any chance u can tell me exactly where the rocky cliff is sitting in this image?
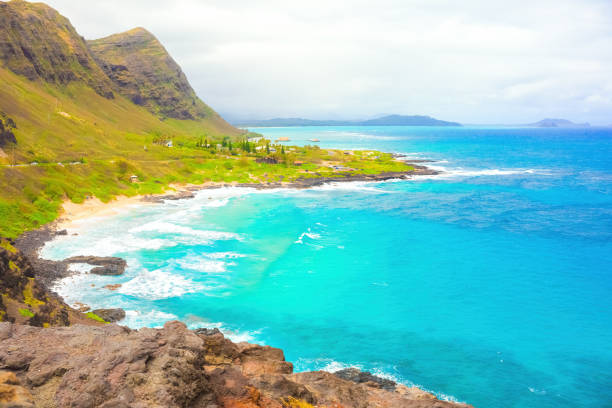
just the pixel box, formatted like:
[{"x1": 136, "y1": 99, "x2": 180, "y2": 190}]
[
  {"x1": 0, "y1": 321, "x2": 472, "y2": 408},
  {"x1": 0, "y1": 0, "x2": 114, "y2": 98},
  {"x1": 0, "y1": 239, "x2": 104, "y2": 327}
]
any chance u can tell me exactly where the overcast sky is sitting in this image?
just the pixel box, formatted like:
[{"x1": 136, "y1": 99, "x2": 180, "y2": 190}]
[{"x1": 45, "y1": 0, "x2": 612, "y2": 124}]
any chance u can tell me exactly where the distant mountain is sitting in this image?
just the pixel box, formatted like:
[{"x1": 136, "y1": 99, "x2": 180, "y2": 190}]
[
  {"x1": 527, "y1": 118, "x2": 590, "y2": 128},
  {"x1": 235, "y1": 115, "x2": 461, "y2": 127}
]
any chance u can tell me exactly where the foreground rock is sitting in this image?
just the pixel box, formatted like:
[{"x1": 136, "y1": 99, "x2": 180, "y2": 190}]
[
  {"x1": 91, "y1": 308, "x2": 126, "y2": 323},
  {"x1": 0, "y1": 321, "x2": 472, "y2": 408}
]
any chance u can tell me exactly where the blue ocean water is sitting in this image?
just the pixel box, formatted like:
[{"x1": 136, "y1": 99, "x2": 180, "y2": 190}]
[{"x1": 41, "y1": 126, "x2": 612, "y2": 408}]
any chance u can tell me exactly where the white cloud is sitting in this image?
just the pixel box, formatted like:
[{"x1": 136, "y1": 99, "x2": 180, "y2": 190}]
[{"x1": 44, "y1": 0, "x2": 612, "y2": 124}]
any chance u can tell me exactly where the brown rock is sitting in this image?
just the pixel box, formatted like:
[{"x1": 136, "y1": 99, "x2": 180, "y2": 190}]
[
  {"x1": 0, "y1": 321, "x2": 472, "y2": 408},
  {"x1": 0, "y1": 370, "x2": 35, "y2": 407},
  {"x1": 91, "y1": 308, "x2": 126, "y2": 323}
]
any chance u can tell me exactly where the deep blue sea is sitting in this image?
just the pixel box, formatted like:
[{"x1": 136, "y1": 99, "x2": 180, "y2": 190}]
[{"x1": 41, "y1": 126, "x2": 612, "y2": 408}]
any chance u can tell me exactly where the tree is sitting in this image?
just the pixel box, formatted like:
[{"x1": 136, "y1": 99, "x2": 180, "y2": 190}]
[{"x1": 266, "y1": 143, "x2": 270, "y2": 154}]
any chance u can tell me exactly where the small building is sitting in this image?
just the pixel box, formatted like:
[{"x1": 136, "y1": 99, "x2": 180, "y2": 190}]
[
  {"x1": 130, "y1": 175, "x2": 139, "y2": 183},
  {"x1": 294, "y1": 161, "x2": 304, "y2": 166},
  {"x1": 248, "y1": 136, "x2": 263, "y2": 143}
]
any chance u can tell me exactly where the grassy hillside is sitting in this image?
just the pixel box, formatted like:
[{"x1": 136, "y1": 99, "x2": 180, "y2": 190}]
[{"x1": 0, "y1": 1, "x2": 415, "y2": 239}]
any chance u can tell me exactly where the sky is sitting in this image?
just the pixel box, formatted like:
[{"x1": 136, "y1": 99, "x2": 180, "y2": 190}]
[{"x1": 44, "y1": 0, "x2": 612, "y2": 124}]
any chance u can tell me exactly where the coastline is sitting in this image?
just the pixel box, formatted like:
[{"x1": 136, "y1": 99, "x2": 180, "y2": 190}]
[
  {"x1": 16, "y1": 163, "x2": 438, "y2": 289},
  {"x1": 1, "y1": 163, "x2": 479, "y2": 407}
]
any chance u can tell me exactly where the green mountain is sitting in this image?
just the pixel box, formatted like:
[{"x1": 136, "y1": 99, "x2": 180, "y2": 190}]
[
  {"x1": 235, "y1": 114, "x2": 462, "y2": 127},
  {"x1": 88, "y1": 27, "x2": 229, "y2": 126},
  {"x1": 0, "y1": 1, "x2": 416, "y2": 238},
  {"x1": 0, "y1": 0, "x2": 245, "y2": 236}
]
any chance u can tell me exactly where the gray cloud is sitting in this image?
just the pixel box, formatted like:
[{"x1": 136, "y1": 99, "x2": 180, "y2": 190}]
[{"x1": 45, "y1": 0, "x2": 612, "y2": 124}]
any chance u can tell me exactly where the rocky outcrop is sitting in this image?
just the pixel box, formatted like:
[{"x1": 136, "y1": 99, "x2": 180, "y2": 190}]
[
  {"x1": 91, "y1": 308, "x2": 125, "y2": 323},
  {"x1": 0, "y1": 111, "x2": 17, "y2": 147},
  {"x1": 0, "y1": 321, "x2": 472, "y2": 408},
  {"x1": 334, "y1": 367, "x2": 397, "y2": 391},
  {"x1": 64, "y1": 255, "x2": 127, "y2": 276},
  {"x1": 0, "y1": 239, "x2": 103, "y2": 327},
  {"x1": 0, "y1": 0, "x2": 114, "y2": 98}
]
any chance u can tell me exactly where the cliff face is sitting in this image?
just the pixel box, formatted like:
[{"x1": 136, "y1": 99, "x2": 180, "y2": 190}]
[
  {"x1": 88, "y1": 28, "x2": 220, "y2": 121},
  {"x1": 0, "y1": 321, "x2": 472, "y2": 408},
  {"x1": 0, "y1": 239, "x2": 103, "y2": 327},
  {"x1": 0, "y1": 0, "x2": 114, "y2": 98}
]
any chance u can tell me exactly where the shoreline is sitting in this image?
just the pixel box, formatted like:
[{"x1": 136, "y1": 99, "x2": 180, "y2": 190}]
[
  {"x1": 16, "y1": 164, "x2": 438, "y2": 287},
  {"x1": 5, "y1": 164, "x2": 477, "y2": 406}
]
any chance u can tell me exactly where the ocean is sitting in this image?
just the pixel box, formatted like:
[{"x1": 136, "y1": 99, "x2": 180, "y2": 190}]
[{"x1": 41, "y1": 126, "x2": 612, "y2": 408}]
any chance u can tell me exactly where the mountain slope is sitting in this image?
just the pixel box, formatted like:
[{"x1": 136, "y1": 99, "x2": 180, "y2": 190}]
[
  {"x1": 0, "y1": 0, "x2": 114, "y2": 98},
  {"x1": 0, "y1": 0, "x2": 247, "y2": 237},
  {"x1": 88, "y1": 27, "x2": 231, "y2": 132}
]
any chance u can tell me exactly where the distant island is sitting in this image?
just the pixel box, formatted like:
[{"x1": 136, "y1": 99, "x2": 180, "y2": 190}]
[
  {"x1": 235, "y1": 114, "x2": 462, "y2": 127},
  {"x1": 527, "y1": 118, "x2": 590, "y2": 128}
]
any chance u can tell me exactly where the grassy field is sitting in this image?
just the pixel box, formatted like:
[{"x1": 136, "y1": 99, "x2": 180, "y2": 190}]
[{"x1": 0, "y1": 68, "x2": 412, "y2": 238}]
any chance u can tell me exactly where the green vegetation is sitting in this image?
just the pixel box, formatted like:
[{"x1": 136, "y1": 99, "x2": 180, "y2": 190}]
[
  {"x1": 0, "y1": 64, "x2": 412, "y2": 238},
  {"x1": 23, "y1": 280, "x2": 45, "y2": 307},
  {"x1": 85, "y1": 312, "x2": 107, "y2": 323},
  {"x1": 19, "y1": 308, "x2": 34, "y2": 318},
  {"x1": 0, "y1": 1, "x2": 416, "y2": 239}
]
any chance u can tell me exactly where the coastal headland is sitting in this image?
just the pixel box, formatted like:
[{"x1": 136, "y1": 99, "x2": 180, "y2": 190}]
[{"x1": 0, "y1": 1, "x2": 469, "y2": 406}]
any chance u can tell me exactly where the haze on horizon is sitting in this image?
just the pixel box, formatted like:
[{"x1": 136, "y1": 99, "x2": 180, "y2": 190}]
[{"x1": 43, "y1": 0, "x2": 612, "y2": 125}]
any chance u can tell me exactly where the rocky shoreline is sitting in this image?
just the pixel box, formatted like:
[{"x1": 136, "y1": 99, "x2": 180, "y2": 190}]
[
  {"x1": 16, "y1": 164, "x2": 439, "y2": 291},
  {"x1": 0, "y1": 165, "x2": 474, "y2": 408}
]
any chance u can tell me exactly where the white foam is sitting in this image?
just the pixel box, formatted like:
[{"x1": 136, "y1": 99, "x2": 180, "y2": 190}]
[
  {"x1": 184, "y1": 317, "x2": 263, "y2": 343},
  {"x1": 295, "y1": 228, "x2": 322, "y2": 244},
  {"x1": 130, "y1": 221, "x2": 241, "y2": 243},
  {"x1": 67, "y1": 263, "x2": 95, "y2": 273},
  {"x1": 413, "y1": 163, "x2": 552, "y2": 180},
  {"x1": 118, "y1": 269, "x2": 204, "y2": 300},
  {"x1": 175, "y1": 257, "x2": 228, "y2": 273},
  {"x1": 123, "y1": 309, "x2": 178, "y2": 328},
  {"x1": 205, "y1": 252, "x2": 246, "y2": 259},
  {"x1": 295, "y1": 358, "x2": 464, "y2": 403},
  {"x1": 310, "y1": 181, "x2": 387, "y2": 193}
]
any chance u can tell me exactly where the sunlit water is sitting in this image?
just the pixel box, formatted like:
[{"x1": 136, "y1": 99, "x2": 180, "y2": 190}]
[{"x1": 41, "y1": 126, "x2": 612, "y2": 408}]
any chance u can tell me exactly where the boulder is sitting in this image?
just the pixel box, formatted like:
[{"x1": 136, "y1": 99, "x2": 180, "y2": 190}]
[{"x1": 92, "y1": 308, "x2": 125, "y2": 322}]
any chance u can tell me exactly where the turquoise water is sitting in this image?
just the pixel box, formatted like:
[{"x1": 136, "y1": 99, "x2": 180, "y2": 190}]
[{"x1": 41, "y1": 126, "x2": 612, "y2": 408}]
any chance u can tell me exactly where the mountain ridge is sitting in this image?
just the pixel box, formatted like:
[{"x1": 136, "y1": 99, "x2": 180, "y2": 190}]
[
  {"x1": 526, "y1": 118, "x2": 590, "y2": 128},
  {"x1": 234, "y1": 114, "x2": 462, "y2": 127}
]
